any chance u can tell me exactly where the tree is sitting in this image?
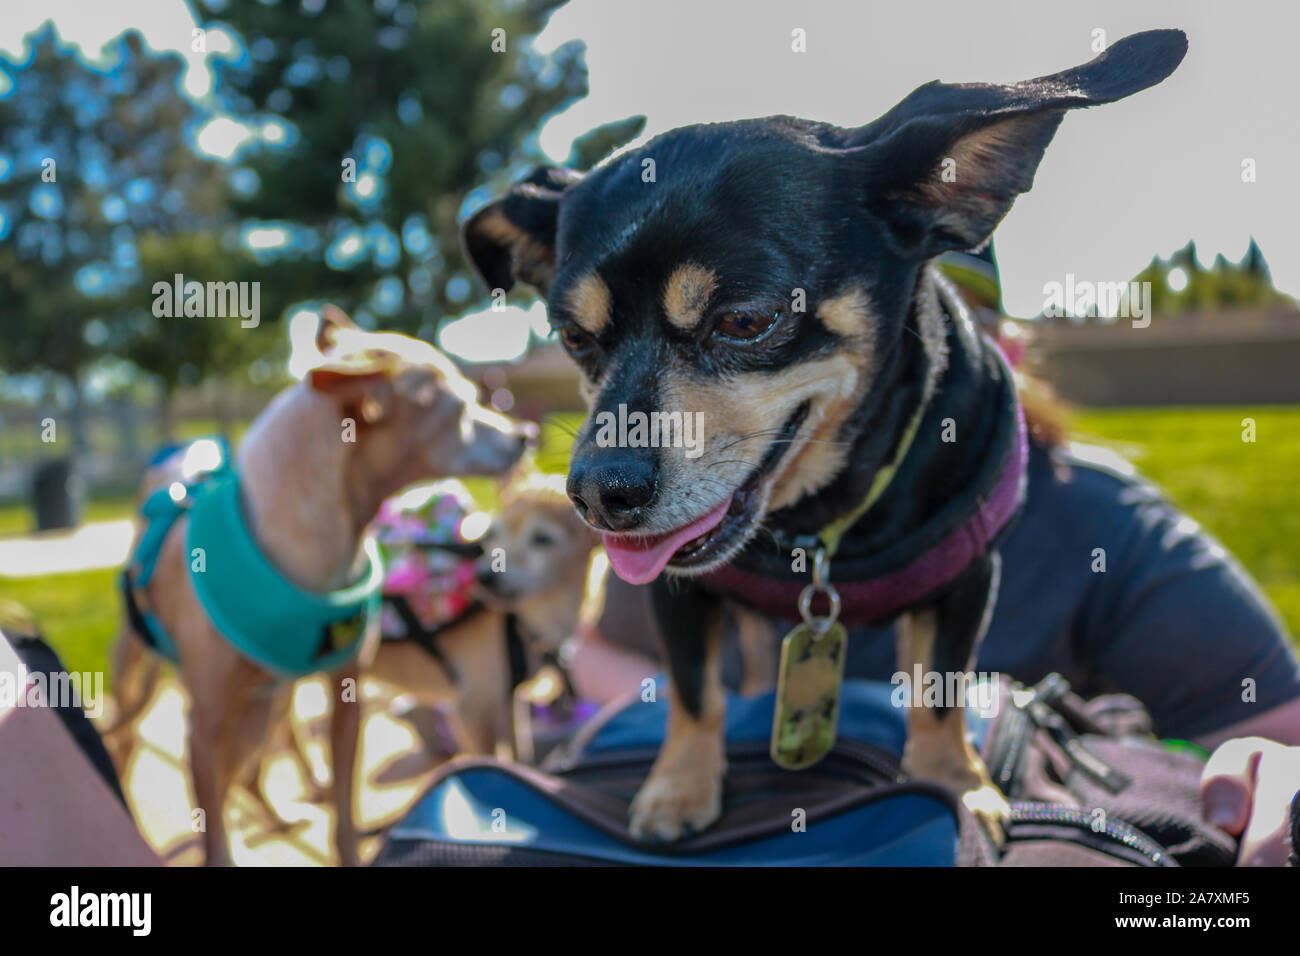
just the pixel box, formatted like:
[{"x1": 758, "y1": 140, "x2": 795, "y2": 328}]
[
  {"x1": 0, "y1": 27, "x2": 234, "y2": 445},
  {"x1": 1133, "y1": 239, "x2": 1294, "y2": 315},
  {"x1": 200, "y1": 0, "x2": 607, "y2": 338}
]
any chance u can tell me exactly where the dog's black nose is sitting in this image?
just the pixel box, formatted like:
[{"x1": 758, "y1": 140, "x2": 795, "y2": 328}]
[{"x1": 568, "y1": 456, "x2": 658, "y2": 532}]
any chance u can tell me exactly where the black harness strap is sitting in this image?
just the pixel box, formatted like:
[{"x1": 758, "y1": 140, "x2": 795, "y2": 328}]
[
  {"x1": 119, "y1": 569, "x2": 160, "y2": 654},
  {"x1": 504, "y1": 613, "x2": 529, "y2": 691},
  {"x1": 387, "y1": 601, "x2": 574, "y2": 700},
  {"x1": 384, "y1": 594, "x2": 476, "y2": 686}
]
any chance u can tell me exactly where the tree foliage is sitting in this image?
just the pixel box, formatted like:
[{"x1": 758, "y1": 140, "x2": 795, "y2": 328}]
[
  {"x1": 0, "y1": 1, "x2": 651, "y2": 407},
  {"x1": 0, "y1": 28, "x2": 232, "y2": 387},
  {"x1": 201, "y1": 0, "x2": 595, "y2": 337},
  {"x1": 1127, "y1": 239, "x2": 1294, "y2": 317}
]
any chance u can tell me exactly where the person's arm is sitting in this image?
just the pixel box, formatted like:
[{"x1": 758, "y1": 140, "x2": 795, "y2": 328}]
[
  {"x1": 0, "y1": 633, "x2": 161, "y2": 865},
  {"x1": 568, "y1": 620, "x2": 659, "y2": 704},
  {"x1": 1195, "y1": 696, "x2": 1300, "y2": 750}
]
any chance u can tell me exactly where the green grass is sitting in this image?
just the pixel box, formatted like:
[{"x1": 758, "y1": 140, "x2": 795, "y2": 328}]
[
  {"x1": 0, "y1": 489, "x2": 136, "y2": 681},
  {"x1": 0, "y1": 493, "x2": 136, "y2": 537},
  {"x1": 1071, "y1": 406, "x2": 1300, "y2": 641},
  {"x1": 0, "y1": 568, "x2": 120, "y2": 680},
  {"x1": 2, "y1": 406, "x2": 1294, "y2": 688},
  {"x1": 0, "y1": 417, "x2": 249, "y2": 536}
]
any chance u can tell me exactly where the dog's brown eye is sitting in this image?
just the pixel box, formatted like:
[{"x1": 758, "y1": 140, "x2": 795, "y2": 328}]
[
  {"x1": 559, "y1": 326, "x2": 593, "y2": 355},
  {"x1": 716, "y1": 310, "x2": 780, "y2": 342}
]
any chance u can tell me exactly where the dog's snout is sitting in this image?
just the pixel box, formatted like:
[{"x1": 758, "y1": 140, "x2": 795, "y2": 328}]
[
  {"x1": 460, "y1": 412, "x2": 531, "y2": 475},
  {"x1": 511, "y1": 421, "x2": 537, "y2": 458},
  {"x1": 568, "y1": 456, "x2": 658, "y2": 532}
]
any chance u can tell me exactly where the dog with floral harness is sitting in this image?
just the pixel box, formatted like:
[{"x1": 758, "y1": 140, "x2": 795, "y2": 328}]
[{"x1": 362, "y1": 473, "x2": 602, "y2": 764}]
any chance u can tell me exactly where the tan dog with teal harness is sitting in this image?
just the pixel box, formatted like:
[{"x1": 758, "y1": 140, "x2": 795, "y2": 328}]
[
  {"x1": 123, "y1": 436, "x2": 386, "y2": 677},
  {"x1": 106, "y1": 307, "x2": 529, "y2": 866}
]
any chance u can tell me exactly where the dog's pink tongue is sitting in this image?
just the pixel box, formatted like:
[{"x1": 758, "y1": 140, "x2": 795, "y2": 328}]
[{"x1": 602, "y1": 499, "x2": 731, "y2": 585}]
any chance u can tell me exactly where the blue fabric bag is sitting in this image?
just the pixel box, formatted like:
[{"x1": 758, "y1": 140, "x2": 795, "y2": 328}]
[
  {"x1": 374, "y1": 680, "x2": 987, "y2": 866},
  {"x1": 374, "y1": 671, "x2": 1241, "y2": 866}
]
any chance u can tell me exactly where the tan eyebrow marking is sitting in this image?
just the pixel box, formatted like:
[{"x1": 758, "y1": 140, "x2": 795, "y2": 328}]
[
  {"x1": 816, "y1": 285, "x2": 875, "y2": 339},
  {"x1": 662, "y1": 263, "x2": 718, "y2": 330},
  {"x1": 565, "y1": 272, "x2": 613, "y2": 336}
]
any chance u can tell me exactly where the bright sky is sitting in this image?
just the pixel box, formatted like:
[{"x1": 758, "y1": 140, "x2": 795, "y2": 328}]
[
  {"x1": 0, "y1": 0, "x2": 218, "y2": 96},
  {"x1": 535, "y1": 0, "x2": 1300, "y2": 314},
  {"x1": 3, "y1": 0, "x2": 1297, "y2": 321}
]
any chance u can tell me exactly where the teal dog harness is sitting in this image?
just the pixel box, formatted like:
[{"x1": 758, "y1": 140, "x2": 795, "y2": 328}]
[{"x1": 121, "y1": 438, "x2": 383, "y2": 677}]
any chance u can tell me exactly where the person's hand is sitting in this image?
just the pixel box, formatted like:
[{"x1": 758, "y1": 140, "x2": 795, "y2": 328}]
[{"x1": 1201, "y1": 736, "x2": 1300, "y2": 866}]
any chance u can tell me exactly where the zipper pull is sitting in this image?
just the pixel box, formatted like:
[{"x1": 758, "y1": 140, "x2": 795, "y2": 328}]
[{"x1": 1025, "y1": 698, "x2": 1131, "y2": 793}]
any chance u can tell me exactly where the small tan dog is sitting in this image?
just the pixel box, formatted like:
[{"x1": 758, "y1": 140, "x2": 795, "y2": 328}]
[
  {"x1": 475, "y1": 471, "x2": 604, "y2": 664},
  {"x1": 361, "y1": 470, "x2": 601, "y2": 760},
  {"x1": 105, "y1": 307, "x2": 529, "y2": 866}
]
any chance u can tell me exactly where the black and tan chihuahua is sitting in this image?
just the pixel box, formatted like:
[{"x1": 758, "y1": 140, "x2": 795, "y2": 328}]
[{"x1": 463, "y1": 31, "x2": 1187, "y2": 842}]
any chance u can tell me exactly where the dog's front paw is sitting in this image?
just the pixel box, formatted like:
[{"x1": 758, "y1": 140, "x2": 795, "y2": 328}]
[
  {"x1": 629, "y1": 763, "x2": 724, "y2": 842},
  {"x1": 961, "y1": 782, "x2": 1011, "y2": 848},
  {"x1": 903, "y1": 739, "x2": 1009, "y2": 847}
]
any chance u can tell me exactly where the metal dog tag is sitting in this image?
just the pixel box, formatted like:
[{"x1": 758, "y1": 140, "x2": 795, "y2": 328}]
[
  {"x1": 771, "y1": 619, "x2": 848, "y2": 770},
  {"x1": 771, "y1": 547, "x2": 847, "y2": 770}
]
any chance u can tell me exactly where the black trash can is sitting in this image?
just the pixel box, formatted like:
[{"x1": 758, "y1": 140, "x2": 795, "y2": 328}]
[{"x1": 31, "y1": 458, "x2": 83, "y2": 531}]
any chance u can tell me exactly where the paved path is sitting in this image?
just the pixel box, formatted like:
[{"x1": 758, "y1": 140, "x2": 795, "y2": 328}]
[
  {"x1": 104, "y1": 675, "x2": 441, "y2": 866},
  {"x1": 0, "y1": 519, "x2": 135, "y2": 577}
]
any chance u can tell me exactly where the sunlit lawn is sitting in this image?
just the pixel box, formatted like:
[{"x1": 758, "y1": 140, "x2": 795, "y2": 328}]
[
  {"x1": 1071, "y1": 406, "x2": 1299, "y2": 645},
  {"x1": 0, "y1": 568, "x2": 121, "y2": 682},
  {"x1": 0, "y1": 493, "x2": 136, "y2": 538},
  {"x1": 1, "y1": 405, "x2": 1295, "y2": 688}
]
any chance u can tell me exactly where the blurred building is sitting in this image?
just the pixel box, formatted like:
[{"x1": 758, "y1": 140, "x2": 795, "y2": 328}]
[{"x1": 1033, "y1": 308, "x2": 1300, "y2": 406}]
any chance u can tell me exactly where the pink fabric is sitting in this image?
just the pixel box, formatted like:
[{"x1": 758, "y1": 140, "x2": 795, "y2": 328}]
[
  {"x1": 374, "y1": 481, "x2": 479, "y2": 632},
  {"x1": 997, "y1": 332, "x2": 1026, "y2": 370}
]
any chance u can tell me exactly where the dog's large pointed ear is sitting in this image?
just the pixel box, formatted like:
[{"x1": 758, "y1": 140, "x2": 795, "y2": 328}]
[
  {"x1": 461, "y1": 165, "x2": 583, "y2": 296},
  {"x1": 307, "y1": 343, "x2": 401, "y2": 424},
  {"x1": 849, "y1": 29, "x2": 1187, "y2": 258},
  {"x1": 316, "y1": 304, "x2": 360, "y2": 353}
]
